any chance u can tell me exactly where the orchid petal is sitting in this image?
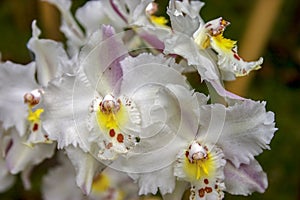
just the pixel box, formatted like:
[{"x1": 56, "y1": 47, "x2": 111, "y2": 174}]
[
  {"x1": 79, "y1": 25, "x2": 127, "y2": 96},
  {"x1": 42, "y1": 74, "x2": 93, "y2": 150},
  {"x1": 20, "y1": 165, "x2": 33, "y2": 190},
  {"x1": 0, "y1": 157, "x2": 15, "y2": 192},
  {"x1": 129, "y1": 165, "x2": 175, "y2": 195},
  {"x1": 130, "y1": 0, "x2": 153, "y2": 26},
  {"x1": 199, "y1": 100, "x2": 277, "y2": 167},
  {"x1": 42, "y1": 152, "x2": 84, "y2": 200},
  {"x1": 65, "y1": 146, "x2": 106, "y2": 195},
  {"x1": 162, "y1": 181, "x2": 189, "y2": 200},
  {"x1": 224, "y1": 159, "x2": 268, "y2": 195},
  {"x1": 0, "y1": 61, "x2": 38, "y2": 136},
  {"x1": 210, "y1": 35, "x2": 263, "y2": 78},
  {"x1": 164, "y1": 34, "x2": 220, "y2": 81},
  {"x1": 5, "y1": 128, "x2": 55, "y2": 174},
  {"x1": 110, "y1": 85, "x2": 199, "y2": 174},
  {"x1": 120, "y1": 53, "x2": 190, "y2": 96},
  {"x1": 27, "y1": 20, "x2": 71, "y2": 86},
  {"x1": 167, "y1": 0, "x2": 204, "y2": 35},
  {"x1": 75, "y1": 1, "x2": 109, "y2": 37}
]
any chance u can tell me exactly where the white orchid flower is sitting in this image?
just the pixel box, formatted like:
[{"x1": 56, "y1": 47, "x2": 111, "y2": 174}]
[
  {"x1": 193, "y1": 17, "x2": 263, "y2": 78},
  {"x1": 126, "y1": 90, "x2": 276, "y2": 199},
  {"x1": 173, "y1": 100, "x2": 276, "y2": 199},
  {"x1": 165, "y1": 0, "x2": 263, "y2": 82},
  {"x1": 0, "y1": 20, "x2": 76, "y2": 186},
  {"x1": 41, "y1": 25, "x2": 190, "y2": 161}
]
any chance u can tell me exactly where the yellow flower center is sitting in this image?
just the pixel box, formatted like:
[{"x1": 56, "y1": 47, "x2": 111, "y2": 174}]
[
  {"x1": 92, "y1": 173, "x2": 125, "y2": 200},
  {"x1": 95, "y1": 95, "x2": 130, "y2": 145},
  {"x1": 26, "y1": 106, "x2": 44, "y2": 133},
  {"x1": 92, "y1": 174, "x2": 110, "y2": 193},
  {"x1": 27, "y1": 107, "x2": 44, "y2": 123},
  {"x1": 211, "y1": 33, "x2": 236, "y2": 53},
  {"x1": 150, "y1": 15, "x2": 169, "y2": 27},
  {"x1": 145, "y1": 2, "x2": 168, "y2": 27},
  {"x1": 97, "y1": 99, "x2": 127, "y2": 131},
  {"x1": 183, "y1": 142, "x2": 216, "y2": 181},
  {"x1": 184, "y1": 152, "x2": 215, "y2": 181}
]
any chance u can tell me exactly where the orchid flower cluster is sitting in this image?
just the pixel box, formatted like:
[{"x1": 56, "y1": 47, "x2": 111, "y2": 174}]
[{"x1": 0, "y1": 0, "x2": 277, "y2": 199}]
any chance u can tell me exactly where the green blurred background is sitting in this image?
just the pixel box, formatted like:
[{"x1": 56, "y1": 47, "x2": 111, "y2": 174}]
[{"x1": 0, "y1": 0, "x2": 299, "y2": 199}]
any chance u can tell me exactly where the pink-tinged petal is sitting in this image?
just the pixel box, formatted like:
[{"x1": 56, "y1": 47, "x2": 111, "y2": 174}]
[
  {"x1": 138, "y1": 30, "x2": 165, "y2": 51},
  {"x1": 224, "y1": 159, "x2": 268, "y2": 195},
  {"x1": 27, "y1": 21, "x2": 72, "y2": 86},
  {"x1": 96, "y1": 0, "x2": 127, "y2": 30},
  {"x1": 109, "y1": 0, "x2": 128, "y2": 23},
  {"x1": 42, "y1": 74, "x2": 93, "y2": 150},
  {"x1": 108, "y1": 0, "x2": 154, "y2": 27},
  {"x1": 0, "y1": 61, "x2": 38, "y2": 136},
  {"x1": 79, "y1": 25, "x2": 127, "y2": 96},
  {"x1": 207, "y1": 80, "x2": 245, "y2": 102},
  {"x1": 199, "y1": 100, "x2": 277, "y2": 167},
  {"x1": 65, "y1": 146, "x2": 106, "y2": 195},
  {"x1": 5, "y1": 128, "x2": 55, "y2": 174}
]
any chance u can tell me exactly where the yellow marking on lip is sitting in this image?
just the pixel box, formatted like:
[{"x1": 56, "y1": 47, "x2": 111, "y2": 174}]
[
  {"x1": 184, "y1": 153, "x2": 214, "y2": 181},
  {"x1": 97, "y1": 103, "x2": 127, "y2": 131},
  {"x1": 211, "y1": 34, "x2": 236, "y2": 53}
]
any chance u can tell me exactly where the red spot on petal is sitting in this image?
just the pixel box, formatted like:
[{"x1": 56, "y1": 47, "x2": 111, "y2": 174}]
[
  {"x1": 204, "y1": 179, "x2": 209, "y2": 185},
  {"x1": 204, "y1": 146, "x2": 209, "y2": 151},
  {"x1": 5, "y1": 139, "x2": 13, "y2": 156},
  {"x1": 205, "y1": 187, "x2": 212, "y2": 193},
  {"x1": 233, "y1": 53, "x2": 241, "y2": 61},
  {"x1": 185, "y1": 151, "x2": 189, "y2": 158},
  {"x1": 106, "y1": 142, "x2": 113, "y2": 149},
  {"x1": 44, "y1": 134, "x2": 49, "y2": 140},
  {"x1": 117, "y1": 133, "x2": 124, "y2": 143},
  {"x1": 32, "y1": 123, "x2": 39, "y2": 132},
  {"x1": 109, "y1": 129, "x2": 116, "y2": 137},
  {"x1": 198, "y1": 188, "x2": 205, "y2": 198},
  {"x1": 205, "y1": 23, "x2": 212, "y2": 28}
]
